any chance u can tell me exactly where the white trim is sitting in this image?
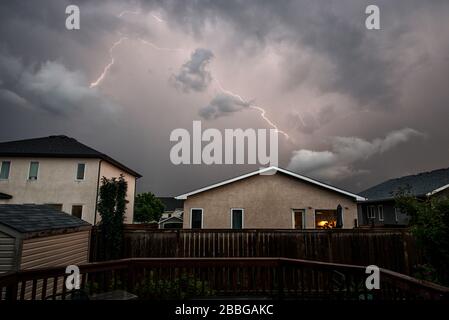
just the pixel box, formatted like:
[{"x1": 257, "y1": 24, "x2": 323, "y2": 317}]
[
  {"x1": 190, "y1": 208, "x2": 203, "y2": 229},
  {"x1": 378, "y1": 205, "x2": 384, "y2": 221},
  {"x1": 176, "y1": 166, "x2": 365, "y2": 201},
  {"x1": 230, "y1": 208, "x2": 244, "y2": 229},
  {"x1": 427, "y1": 184, "x2": 449, "y2": 196}
]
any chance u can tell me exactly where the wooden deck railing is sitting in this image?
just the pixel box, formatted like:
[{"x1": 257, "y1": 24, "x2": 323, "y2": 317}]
[{"x1": 1, "y1": 258, "x2": 448, "y2": 301}]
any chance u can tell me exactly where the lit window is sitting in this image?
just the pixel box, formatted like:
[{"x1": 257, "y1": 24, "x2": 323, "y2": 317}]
[
  {"x1": 231, "y1": 208, "x2": 244, "y2": 229},
  {"x1": 76, "y1": 163, "x2": 86, "y2": 180},
  {"x1": 28, "y1": 161, "x2": 39, "y2": 180},
  {"x1": 315, "y1": 210, "x2": 337, "y2": 229},
  {"x1": 191, "y1": 209, "x2": 203, "y2": 229},
  {"x1": 0, "y1": 161, "x2": 10, "y2": 179}
]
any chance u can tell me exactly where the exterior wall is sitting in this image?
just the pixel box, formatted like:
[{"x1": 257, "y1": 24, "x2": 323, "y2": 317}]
[
  {"x1": 20, "y1": 230, "x2": 90, "y2": 270},
  {"x1": 0, "y1": 230, "x2": 16, "y2": 274},
  {"x1": 359, "y1": 201, "x2": 410, "y2": 226},
  {"x1": 0, "y1": 157, "x2": 100, "y2": 224},
  {"x1": 98, "y1": 161, "x2": 136, "y2": 223},
  {"x1": 183, "y1": 173, "x2": 358, "y2": 229}
]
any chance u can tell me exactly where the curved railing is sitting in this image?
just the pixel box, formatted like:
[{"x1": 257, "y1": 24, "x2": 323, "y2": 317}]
[{"x1": 1, "y1": 258, "x2": 448, "y2": 300}]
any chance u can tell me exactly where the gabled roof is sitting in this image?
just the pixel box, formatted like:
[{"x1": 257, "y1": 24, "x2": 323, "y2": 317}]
[
  {"x1": 0, "y1": 204, "x2": 90, "y2": 234},
  {"x1": 360, "y1": 167, "x2": 449, "y2": 201},
  {"x1": 157, "y1": 197, "x2": 184, "y2": 212},
  {"x1": 175, "y1": 166, "x2": 365, "y2": 201},
  {"x1": 0, "y1": 135, "x2": 141, "y2": 177}
]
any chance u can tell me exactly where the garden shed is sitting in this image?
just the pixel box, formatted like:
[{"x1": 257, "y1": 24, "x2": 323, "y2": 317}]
[{"x1": 0, "y1": 204, "x2": 91, "y2": 274}]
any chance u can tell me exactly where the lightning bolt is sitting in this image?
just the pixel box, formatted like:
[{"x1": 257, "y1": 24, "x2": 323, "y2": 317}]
[
  {"x1": 214, "y1": 80, "x2": 290, "y2": 139},
  {"x1": 91, "y1": 10, "x2": 291, "y2": 140},
  {"x1": 90, "y1": 37, "x2": 128, "y2": 88}
]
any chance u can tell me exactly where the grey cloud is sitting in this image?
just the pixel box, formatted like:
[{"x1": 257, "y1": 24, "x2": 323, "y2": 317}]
[
  {"x1": 172, "y1": 48, "x2": 214, "y2": 92},
  {"x1": 199, "y1": 93, "x2": 250, "y2": 119},
  {"x1": 287, "y1": 128, "x2": 423, "y2": 180},
  {"x1": 0, "y1": 50, "x2": 116, "y2": 115}
]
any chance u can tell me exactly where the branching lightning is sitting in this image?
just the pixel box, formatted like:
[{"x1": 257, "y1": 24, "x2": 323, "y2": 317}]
[
  {"x1": 90, "y1": 9, "x2": 291, "y2": 140},
  {"x1": 90, "y1": 37, "x2": 128, "y2": 88},
  {"x1": 214, "y1": 80, "x2": 290, "y2": 139}
]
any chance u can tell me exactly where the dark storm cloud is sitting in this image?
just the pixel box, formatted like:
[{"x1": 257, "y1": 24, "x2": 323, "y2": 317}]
[
  {"x1": 199, "y1": 93, "x2": 250, "y2": 119},
  {"x1": 172, "y1": 48, "x2": 214, "y2": 92},
  {"x1": 0, "y1": 0, "x2": 448, "y2": 196}
]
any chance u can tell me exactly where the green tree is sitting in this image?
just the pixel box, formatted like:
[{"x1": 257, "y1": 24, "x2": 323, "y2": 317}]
[
  {"x1": 395, "y1": 190, "x2": 449, "y2": 285},
  {"x1": 134, "y1": 192, "x2": 165, "y2": 223},
  {"x1": 97, "y1": 175, "x2": 128, "y2": 260}
]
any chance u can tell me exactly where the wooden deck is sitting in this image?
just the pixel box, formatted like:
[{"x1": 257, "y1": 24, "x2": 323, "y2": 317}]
[{"x1": 1, "y1": 257, "x2": 447, "y2": 301}]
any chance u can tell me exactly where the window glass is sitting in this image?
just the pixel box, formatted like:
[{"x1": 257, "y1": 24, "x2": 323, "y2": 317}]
[
  {"x1": 232, "y1": 209, "x2": 243, "y2": 229},
  {"x1": 378, "y1": 205, "x2": 384, "y2": 221},
  {"x1": 315, "y1": 210, "x2": 337, "y2": 229},
  {"x1": 71, "y1": 205, "x2": 83, "y2": 219},
  {"x1": 28, "y1": 161, "x2": 39, "y2": 180},
  {"x1": 191, "y1": 209, "x2": 203, "y2": 229},
  {"x1": 0, "y1": 161, "x2": 10, "y2": 179},
  {"x1": 76, "y1": 163, "x2": 85, "y2": 180}
]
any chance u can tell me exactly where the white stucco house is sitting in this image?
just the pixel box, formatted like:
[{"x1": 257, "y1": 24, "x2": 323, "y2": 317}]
[{"x1": 0, "y1": 135, "x2": 141, "y2": 224}]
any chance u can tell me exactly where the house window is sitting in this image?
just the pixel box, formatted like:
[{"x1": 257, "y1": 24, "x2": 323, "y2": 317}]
[
  {"x1": 0, "y1": 161, "x2": 11, "y2": 179},
  {"x1": 293, "y1": 209, "x2": 304, "y2": 229},
  {"x1": 28, "y1": 161, "x2": 39, "y2": 180},
  {"x1": 231, "y1": 208, "x2": 244, "y2": 229},
  {"x1": 71, "y1": 205, "x2": 83, "y2": 219},
  {"x1": 191, "y1": 209, "x2": 203, "y2": 229},
  {"x1": 394, "y1": 207, "x2": 402, "y2": 223},
  {"x1": 315, "y1": 209, "x2": 337, "y2": 229},
  {"x1": 378, "y1": 205, "x2": 384, "y2": 221},
  {"x1": 76, "y1": 163, "x2": 86, "y2": 180},
  {"x1": 45, "y1": 203, "x2": 63, "y2": 211},
  {"x1": 368, "y1": 206, "x2": 376, "y2": 219}
]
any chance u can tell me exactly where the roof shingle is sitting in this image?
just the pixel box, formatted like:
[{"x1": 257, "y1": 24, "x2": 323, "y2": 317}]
[{"x1": 0, "y1": 204, "x2": 90, "y2": 234}]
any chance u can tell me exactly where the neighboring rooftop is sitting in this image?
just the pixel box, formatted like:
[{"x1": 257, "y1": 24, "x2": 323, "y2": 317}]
[
  {"x1": 158, "y1": 197, "x2": 184, "y2": 212},
  {"x1": 0, "y1": 135, "x2": 141, "y2": 177},
  {"x1": 360, "y1": 167, "x2": 449, "y2": 201},
  {"x1": 0, "y1": 204, "x2": 90, "y2": 234}
]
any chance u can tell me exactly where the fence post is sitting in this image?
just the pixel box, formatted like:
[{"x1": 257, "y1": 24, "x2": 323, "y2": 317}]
[{"x1": 403, "y1": 231, "x2": 410, "y2": 275}]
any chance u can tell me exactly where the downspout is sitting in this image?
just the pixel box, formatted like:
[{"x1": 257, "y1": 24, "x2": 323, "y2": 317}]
[{"x1": 93, "y1": 159, "x2": 102, "y2": 226}]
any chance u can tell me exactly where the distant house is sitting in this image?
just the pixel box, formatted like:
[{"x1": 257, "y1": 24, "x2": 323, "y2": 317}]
[
  {"x1": 157, "y1": 197, "x2": 183, "y2": 229},
  {"x1": 176, "y1": 167, "x2": 364, "y2": 229},
  {"x1": 358, "y1": 167, "x2": 449, "y2": 226},
  {"x1": 0, "y1": 204, "x2": 91, "y2": 274},
  {"x1": 0, "y1": 135, "x2": 141, "y2": 224}
]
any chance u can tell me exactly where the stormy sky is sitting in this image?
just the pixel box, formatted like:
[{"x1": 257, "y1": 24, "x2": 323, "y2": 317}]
[{"x1": 1, "y1": 0, "x2": 449, "y2": 196}]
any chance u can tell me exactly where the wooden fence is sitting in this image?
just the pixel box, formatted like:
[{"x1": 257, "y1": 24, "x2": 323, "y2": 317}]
[{"x1": 90, "y1": 228, "x2": 423, "y2": 275}]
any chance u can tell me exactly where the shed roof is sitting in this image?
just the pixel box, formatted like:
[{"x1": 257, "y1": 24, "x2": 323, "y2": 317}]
[{"x1": 0, "y1": 204, "x2": 91, "y2": 234}]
